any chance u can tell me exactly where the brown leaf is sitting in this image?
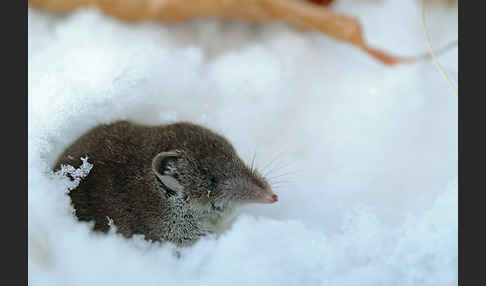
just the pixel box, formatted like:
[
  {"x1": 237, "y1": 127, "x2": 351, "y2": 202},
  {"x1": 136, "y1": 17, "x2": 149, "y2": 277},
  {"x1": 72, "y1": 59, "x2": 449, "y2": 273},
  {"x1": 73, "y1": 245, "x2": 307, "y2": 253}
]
[
  {"x1": 28, "y1": 0, "x2": 410, "y2": 65},
  {"x1": 307, "y1": 0, "x2": 334, "y2": 6}
]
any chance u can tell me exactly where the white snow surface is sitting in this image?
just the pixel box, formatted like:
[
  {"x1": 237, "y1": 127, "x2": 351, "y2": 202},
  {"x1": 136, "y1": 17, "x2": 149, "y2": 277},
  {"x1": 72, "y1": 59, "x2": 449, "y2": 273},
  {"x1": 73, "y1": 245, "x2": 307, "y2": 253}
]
[{"x1": 28, "y1": 0, "x2": 458, "y2": 285}]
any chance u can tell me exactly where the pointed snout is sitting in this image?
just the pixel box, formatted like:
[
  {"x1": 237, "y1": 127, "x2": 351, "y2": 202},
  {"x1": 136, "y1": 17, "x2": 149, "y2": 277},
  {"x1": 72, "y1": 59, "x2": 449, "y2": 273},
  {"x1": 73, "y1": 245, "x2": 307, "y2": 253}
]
[
  {"x1": 258, "y1": 188, "x2": 278, "y2": 204},
  {"x1": 261, "y1": 193, "x2": 278, "y2": 204}
]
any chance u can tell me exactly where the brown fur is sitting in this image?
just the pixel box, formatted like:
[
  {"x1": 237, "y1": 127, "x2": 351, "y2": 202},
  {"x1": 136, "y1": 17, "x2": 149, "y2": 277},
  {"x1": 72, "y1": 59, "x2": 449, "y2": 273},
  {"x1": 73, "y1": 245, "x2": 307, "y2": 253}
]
[{"x1": 54, "y1": 120, "x2": 276, "y2": 246}]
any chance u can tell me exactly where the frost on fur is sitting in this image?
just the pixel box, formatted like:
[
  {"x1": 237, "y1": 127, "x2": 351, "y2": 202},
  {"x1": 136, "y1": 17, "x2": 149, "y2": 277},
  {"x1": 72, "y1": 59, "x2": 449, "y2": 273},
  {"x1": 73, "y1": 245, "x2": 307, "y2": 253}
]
[{"x1": 54, "y1": 156, "x2": 93, "y2": 193}]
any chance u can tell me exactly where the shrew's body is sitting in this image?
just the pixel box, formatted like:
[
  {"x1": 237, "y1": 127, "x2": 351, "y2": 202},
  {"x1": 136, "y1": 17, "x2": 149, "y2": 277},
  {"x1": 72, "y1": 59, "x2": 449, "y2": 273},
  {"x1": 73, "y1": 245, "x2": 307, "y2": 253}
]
[{"x1": 54, "y1": 121, "x2": 277, "y2": 246}]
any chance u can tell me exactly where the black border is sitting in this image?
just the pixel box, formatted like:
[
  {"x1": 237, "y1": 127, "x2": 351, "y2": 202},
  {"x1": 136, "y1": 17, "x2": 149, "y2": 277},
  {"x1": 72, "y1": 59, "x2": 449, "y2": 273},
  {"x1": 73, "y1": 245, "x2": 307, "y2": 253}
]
[
  {"x1": 457, "y1": 0, "x2": 463, "y2": 285},
  {"x1": 6, "y1": 1, "x2": 28, "y2": 285}
]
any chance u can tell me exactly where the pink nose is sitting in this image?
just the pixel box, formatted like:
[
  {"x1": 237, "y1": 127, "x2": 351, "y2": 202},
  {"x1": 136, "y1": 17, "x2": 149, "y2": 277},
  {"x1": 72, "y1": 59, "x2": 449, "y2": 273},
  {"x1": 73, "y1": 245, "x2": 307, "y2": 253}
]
[
  {"x1": 262, "y1": 194, "x2": 278, "y2": 204},
  {"x1": 271, "y1": 194, "x2": 278, "y2": 202}
]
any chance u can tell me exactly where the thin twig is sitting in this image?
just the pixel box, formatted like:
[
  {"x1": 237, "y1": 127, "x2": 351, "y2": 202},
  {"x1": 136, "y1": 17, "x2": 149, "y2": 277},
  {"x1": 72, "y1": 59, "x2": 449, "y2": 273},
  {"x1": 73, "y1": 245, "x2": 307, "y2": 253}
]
[{"x1": 420, "y1": 0, "x2": 458, "y2": 95}]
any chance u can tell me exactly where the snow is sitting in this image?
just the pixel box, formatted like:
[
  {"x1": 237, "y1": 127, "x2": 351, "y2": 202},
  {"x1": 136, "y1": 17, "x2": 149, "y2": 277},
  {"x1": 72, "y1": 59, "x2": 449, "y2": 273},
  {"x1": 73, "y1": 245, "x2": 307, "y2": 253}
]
[{"x1": 28, "y1": 0, "x2": 458, "y2": 285}]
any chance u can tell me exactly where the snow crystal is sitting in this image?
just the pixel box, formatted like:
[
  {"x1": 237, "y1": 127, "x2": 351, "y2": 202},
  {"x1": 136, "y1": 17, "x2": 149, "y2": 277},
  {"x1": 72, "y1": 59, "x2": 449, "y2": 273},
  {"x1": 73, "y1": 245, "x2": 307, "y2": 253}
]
[{"x1": 53, "y1": 156, "x2": 93, "y2": 192}]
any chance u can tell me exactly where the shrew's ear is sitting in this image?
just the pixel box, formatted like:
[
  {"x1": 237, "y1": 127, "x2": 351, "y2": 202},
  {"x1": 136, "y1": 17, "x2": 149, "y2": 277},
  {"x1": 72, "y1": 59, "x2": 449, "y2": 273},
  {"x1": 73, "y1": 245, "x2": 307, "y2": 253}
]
[{"x1": 152, "y1": 150, "x2": 184, "y2": 197}]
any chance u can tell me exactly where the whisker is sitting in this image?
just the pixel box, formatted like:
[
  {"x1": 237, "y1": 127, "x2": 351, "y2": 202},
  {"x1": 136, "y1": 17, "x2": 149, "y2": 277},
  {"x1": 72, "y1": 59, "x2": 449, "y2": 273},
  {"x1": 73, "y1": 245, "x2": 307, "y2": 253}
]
[
  {"x1": 259, "y1": 150, "x2": 286, "y2": 176},
  {"x1": 268, "y1": 177, "x2": 292, "y2": 183},
  {"x1": 268, "y1": 182, "x2": 291, "y2": 189},
  {"x1": 266, "y1": 170, "x2": 299, "y2": 181},
  {"x1": 262, "y1": 157, "x2": 297, "y2": 179},
  {"x1": 250, "y1": 149, "x2": 257, "y2": 175}
]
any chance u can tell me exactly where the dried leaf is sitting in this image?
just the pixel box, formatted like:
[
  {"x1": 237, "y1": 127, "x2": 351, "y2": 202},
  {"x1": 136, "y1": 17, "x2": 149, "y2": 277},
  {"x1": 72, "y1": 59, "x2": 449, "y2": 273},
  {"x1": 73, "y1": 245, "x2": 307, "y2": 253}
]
[
  {"x1": 28, "y1": 0, "x2": 410, "y2": 65},
  {"x1": 307, "y1": 0, "x2": 335, "y2": 6}
]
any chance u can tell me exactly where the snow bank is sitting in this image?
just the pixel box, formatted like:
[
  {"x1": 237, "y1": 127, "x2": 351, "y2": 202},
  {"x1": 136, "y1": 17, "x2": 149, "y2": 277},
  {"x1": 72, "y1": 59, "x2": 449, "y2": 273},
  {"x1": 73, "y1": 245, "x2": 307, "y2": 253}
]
[{"x1": 28, "y1": 0, "x2": 458, "y2": 285}]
